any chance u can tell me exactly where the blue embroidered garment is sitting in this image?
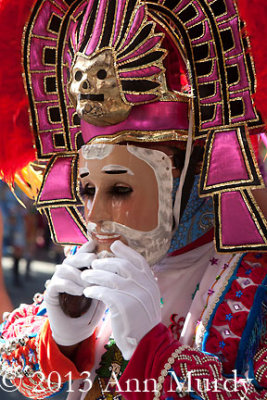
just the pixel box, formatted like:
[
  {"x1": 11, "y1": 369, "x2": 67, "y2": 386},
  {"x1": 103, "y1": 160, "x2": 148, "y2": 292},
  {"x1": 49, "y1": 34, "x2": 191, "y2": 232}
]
[{"x1": 168, "y1": 175, "x2": 214, "y2": 253}]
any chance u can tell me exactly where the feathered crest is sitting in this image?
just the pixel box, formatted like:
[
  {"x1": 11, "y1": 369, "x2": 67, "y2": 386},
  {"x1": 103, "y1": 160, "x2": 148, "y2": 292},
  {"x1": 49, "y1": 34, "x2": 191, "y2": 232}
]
[
  {"x1": 238, "y1": 0, "x2": 267, "y2": 182},
  {"x1": 0, "y1": 0, "x2": 36, "y2": 183},
  {"x1": 238, "y1": 0, "x2": 267, "y2": 125}
]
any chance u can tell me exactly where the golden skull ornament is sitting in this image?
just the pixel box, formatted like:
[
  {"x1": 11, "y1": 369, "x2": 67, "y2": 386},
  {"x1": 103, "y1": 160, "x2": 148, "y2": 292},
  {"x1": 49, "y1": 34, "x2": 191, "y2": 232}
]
[{"x1": 68, "y1": 49, "x2": 131, "y2": 126}]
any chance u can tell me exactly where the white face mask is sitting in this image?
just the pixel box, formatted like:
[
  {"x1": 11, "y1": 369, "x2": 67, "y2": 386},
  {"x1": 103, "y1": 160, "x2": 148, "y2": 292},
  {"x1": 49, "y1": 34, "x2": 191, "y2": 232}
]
[{"x1": 80, "y1": 144, "x2": 173, "y2": 265}]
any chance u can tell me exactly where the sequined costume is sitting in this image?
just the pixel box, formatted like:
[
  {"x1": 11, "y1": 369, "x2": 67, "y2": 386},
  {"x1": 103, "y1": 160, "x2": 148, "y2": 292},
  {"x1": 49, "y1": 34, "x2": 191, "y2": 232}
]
[{"x1": 1, "y1": 247, "x2": 267, "y2": 399}]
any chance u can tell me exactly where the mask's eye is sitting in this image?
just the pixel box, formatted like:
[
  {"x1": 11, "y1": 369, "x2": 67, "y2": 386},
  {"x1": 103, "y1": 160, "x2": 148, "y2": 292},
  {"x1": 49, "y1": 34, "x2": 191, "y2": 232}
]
[
  {"x1": 80, "y1": 184, "x2": 95, "y2": 198},
  {"x1": 97, "y1": 69, "x2": 107, "y2": 80},
  {"x1": 110, "y1": 184, "x2": 133, "y2": 197},
  {"x1": 74, "y1": 70, "x2": 83, "y2": 81}
]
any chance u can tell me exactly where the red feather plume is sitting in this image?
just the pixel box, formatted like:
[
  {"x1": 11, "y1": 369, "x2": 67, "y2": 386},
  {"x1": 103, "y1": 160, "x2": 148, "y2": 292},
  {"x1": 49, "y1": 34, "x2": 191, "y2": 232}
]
[
  {"x1": 0, "y1": 0, "x2": 36, "y2": 183},
  {"x1": 238, "y1": 0, "x2": 267, "y2": 125}
]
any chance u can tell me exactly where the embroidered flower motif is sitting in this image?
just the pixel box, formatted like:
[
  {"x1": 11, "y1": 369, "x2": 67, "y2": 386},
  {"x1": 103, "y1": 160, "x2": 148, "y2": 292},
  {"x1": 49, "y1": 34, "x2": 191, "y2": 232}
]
[
  {"x1": 225, "y1": 313, "x2": 233, "y2": 321},
  {"x1": 169, "y1": 314, "x2": 185, "y2": 341},
  {"x1": 245, "y1": 269, "x2": 252, "y2": 275},
  {"x1": 219, "y1": 341, "x2": 226, "y2": 348},
  {"x1": 235, "y1": 290, "x2": 243, "y2": 298},
  {"x1": 210, "y1": 257, "x2": 218, "y2": 265},
  {"x1": 208, "y1": 289, "x2": 214, "y2": 295}
]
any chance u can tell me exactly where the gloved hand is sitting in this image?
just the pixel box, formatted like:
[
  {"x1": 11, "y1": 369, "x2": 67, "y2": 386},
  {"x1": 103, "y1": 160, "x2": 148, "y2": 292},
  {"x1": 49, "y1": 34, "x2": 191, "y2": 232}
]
[
  {"x1": 44, "y1": 240, "x2": 105, "y2": 346},
  {"x1": 82, "y1": 240, "x2": 161, "y2": 359}
]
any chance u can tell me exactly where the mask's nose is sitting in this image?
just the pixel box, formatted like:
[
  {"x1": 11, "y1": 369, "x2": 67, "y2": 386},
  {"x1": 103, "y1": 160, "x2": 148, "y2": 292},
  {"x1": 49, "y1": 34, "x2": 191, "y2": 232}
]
[{"x1": 85, "y1": 193, "x2": 112, "y2": 227}]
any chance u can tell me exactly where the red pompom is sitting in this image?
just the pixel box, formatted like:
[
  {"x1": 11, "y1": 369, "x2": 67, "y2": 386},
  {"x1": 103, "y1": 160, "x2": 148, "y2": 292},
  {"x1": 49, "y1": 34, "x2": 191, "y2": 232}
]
[
  {"x1": 238, "y1": 0, "x2": 267, "y2": 125},
  {"x1": 0, "y1": 0, "x2": 36, "y2": 183}
]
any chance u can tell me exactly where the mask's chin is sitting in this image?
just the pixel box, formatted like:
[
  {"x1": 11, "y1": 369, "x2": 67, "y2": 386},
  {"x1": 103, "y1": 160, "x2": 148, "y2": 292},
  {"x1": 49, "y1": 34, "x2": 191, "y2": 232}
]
[{"x1": 87, "y1": 222, "x2": 172, "y2": 265}]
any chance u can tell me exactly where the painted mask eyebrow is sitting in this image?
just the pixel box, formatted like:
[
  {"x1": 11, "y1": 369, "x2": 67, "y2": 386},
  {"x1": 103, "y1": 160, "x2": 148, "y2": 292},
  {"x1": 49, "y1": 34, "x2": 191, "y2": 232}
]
[
  {"x1": 79, "y1": 167, "x2": 90, "y2": 178},
  {"x1": 101, "y1": 165, "x2": 134, "y2": 175}
]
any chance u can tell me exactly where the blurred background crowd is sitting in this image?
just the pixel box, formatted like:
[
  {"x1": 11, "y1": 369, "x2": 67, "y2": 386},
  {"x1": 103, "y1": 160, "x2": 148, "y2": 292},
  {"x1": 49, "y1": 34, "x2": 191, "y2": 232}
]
[
  {"x1": 0, "y1": 180, "x2": 64, "y2": 288},
  {"x1": 0, "y1": 180, "x2": 65, "y2": 399},
  {"x1": 0, "y1": 178, "x2": 66, "y2": 310}
]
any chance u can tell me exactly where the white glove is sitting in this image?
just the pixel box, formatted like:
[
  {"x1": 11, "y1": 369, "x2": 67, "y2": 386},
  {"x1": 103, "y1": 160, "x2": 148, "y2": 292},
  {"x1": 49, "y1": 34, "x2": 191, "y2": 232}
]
[
  {"x1": 44, "y1": 240, "x2": 105, "y2": 346},
  {"x1": 82, "y1": 240, "x2": 161, "y2": 359}
]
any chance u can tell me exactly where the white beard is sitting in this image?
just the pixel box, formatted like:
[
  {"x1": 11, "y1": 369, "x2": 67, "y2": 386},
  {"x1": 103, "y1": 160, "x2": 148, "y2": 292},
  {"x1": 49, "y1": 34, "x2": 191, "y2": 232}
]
[{"x1": 91, "y1": 219, "x2": 172, "y2": 265}]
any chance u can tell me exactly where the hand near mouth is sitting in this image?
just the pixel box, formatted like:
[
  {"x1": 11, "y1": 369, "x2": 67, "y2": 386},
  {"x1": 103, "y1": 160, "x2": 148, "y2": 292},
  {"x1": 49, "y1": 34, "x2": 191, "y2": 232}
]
[{"x1": 82, "y1": 240, "x2": 161, "y2": 359}]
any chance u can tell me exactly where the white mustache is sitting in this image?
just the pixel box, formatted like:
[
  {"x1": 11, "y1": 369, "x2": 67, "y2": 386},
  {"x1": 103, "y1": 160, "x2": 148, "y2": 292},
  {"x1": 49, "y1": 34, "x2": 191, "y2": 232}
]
[
  {"x1": 87, "y1": 222, "x2": 97, "y2": 233},
  {"x1": 87, "y1": 221, "x2": 116, "y2": 235},
  {"x1": 87, "y1": 221, "x2": 120, "y2": 241}
]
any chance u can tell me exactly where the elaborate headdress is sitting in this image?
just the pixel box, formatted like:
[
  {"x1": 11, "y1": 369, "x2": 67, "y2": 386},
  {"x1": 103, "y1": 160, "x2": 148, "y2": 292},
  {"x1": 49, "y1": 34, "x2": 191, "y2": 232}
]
[{"x1": 1, "y1": 0, "x2": 267, "y2": 252}]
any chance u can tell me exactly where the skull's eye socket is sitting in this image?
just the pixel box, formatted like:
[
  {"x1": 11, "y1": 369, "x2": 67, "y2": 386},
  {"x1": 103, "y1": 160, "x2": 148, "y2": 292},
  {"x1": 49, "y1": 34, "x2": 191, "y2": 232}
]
[
  {"x1": 74, "y1": 71, "x2": 83, "y2": 81},
  {"x1": 97, "y1": 69, "x2": 107, "y2": 80}
]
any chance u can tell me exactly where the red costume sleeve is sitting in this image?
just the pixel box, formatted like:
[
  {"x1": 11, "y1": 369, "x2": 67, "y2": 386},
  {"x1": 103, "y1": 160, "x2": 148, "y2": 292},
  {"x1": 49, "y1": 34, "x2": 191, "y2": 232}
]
[{"x1": 120, "y1": 324, "x2": 267, "y2": 400}]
